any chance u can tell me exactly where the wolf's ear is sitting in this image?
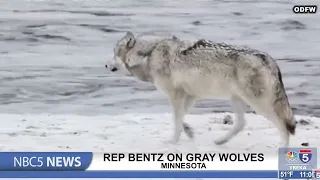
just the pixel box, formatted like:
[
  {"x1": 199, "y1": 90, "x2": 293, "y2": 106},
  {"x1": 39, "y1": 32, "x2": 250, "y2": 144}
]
[{"x1": 125, "y1": 31, "x2": 136, "y2": 48}]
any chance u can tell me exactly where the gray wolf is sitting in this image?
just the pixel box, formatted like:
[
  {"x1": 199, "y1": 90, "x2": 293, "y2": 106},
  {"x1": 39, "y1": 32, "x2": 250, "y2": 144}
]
[{"x1": 105, "y1": 31, "x2": 296, "y2": 147}]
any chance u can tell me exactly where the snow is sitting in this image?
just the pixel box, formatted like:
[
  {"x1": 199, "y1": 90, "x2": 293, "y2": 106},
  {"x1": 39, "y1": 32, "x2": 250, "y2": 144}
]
[
  {"x1": 1, "y1": 112, "x2": 319, "y2": 179},
  {"x1": 1, "y1": 112, "x2": 318, "y2": 153}
]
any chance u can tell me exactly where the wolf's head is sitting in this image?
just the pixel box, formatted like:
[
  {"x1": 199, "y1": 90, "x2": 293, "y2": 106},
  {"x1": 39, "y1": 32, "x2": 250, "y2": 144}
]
[
  {"x1": 105, "y1": 31, "x2": 136, "y2": 74},
  {"x1": 106, "y1": 31, "x2": 157, "y2": 82}
]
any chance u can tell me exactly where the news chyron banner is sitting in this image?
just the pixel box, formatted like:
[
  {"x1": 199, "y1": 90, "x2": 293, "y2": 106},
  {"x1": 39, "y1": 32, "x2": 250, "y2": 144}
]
[
  {"x1": 278, "y1": 147, "x2": 319, "y2": 179},
  {"x1": 0, "y1": 149, "x2": 316, "y2": 178}
]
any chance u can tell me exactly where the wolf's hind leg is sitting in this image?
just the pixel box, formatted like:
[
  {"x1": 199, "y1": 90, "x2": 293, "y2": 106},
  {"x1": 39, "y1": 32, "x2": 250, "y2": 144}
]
[
  {"x1": 183, "y1": 95, "x2": 196, "y2": 139},
  {"x1": 241, "y1": 96, "x2": 291, "y2": 148},
  {"x1": 273, "y1": 119, "x2": 290, "y2": 148},
  {"x1": 214, "y1": 95, "x2": 246, "y2": 145},
  {"x1": 168, "y1": 90, "x2": 188, "y2": 143},
  {"x1": 249, "y1": 103, "x2": 290, "y2": 148}
]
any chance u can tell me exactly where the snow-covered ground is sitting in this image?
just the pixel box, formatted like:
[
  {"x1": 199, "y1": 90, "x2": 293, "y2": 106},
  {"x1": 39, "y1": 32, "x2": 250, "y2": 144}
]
[
  {"x1": 0, "y1": 0, "x2": 320, "y2": 179},
  {"x1": 1, "y1": 113, "x2": 319, "y2": 152},
  {"x1": 1, "y1": 113, "x2": 319, "y2": 179}
]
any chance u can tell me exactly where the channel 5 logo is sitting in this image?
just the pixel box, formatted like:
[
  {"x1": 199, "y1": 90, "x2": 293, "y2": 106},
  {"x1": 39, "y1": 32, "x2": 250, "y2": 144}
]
[
  {"x1": 299, "y1": 149, "x2": 312, "y2": 163},
  {"x1": 286, "y1": 149, "x2": 312, "y2": 163}
]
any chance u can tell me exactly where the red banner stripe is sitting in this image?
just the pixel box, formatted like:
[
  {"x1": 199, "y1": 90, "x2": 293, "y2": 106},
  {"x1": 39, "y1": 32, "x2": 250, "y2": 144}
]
[{"x1": 299, "y1": 149, "x2": 312, "y2": 153}]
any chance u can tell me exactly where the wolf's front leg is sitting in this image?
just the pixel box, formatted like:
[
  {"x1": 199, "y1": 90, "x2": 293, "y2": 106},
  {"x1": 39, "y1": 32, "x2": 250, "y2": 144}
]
[
  {"x1": 168, "y1": 90, "x2": 187, "y2": 143},
  {"x1": 183, "y1": 95, "x2": 196, "y2": 139},
  {"x1": 214, "y1": 95, "x2": 246, "y2": 145}
]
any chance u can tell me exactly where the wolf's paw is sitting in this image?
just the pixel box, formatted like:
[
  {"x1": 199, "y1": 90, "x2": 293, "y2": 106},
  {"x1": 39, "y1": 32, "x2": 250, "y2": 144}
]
[
  {"x1": 214, "y1": 138, "x2": 228, "y2": 145},
  {"x1": 183, "y1": 123, "x2": 194, "y2": 139}
]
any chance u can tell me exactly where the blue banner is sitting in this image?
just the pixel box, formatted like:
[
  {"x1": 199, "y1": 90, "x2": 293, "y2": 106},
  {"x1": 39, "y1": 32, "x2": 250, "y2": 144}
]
[
  {"x1": 0, "y1": 152, "x2": 92, "y2": 171},
  {"x1": 0, "y1": 170, "x2": 277, "y2": 178},
  {"x1": 278, "y1": 170, "x2": 314, "y2": 179}
]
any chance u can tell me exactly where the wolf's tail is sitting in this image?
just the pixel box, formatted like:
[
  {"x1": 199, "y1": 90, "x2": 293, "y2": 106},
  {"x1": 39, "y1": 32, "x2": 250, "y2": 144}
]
[{"x1": 273, "y1": 67, "x2": 296, "y2": 135}]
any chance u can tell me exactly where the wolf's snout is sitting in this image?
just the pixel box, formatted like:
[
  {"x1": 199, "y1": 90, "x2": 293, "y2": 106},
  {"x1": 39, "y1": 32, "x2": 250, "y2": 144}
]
[{"x1": 105, "y1": 63, "x2": 118, "y2": 72}]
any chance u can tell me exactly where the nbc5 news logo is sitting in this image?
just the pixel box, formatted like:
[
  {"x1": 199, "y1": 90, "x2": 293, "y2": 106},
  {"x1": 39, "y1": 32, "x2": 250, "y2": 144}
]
[
  {"x1": 286, "y1": 149, "x2": 312, "y2": 163},
  {"x1": 293, "y1": 5, "x2": 317, "y2": 14}
]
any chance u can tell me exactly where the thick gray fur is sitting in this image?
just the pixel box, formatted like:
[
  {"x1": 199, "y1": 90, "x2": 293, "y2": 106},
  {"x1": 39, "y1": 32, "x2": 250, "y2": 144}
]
[{"x1": 107, "y1": 31, "x2": 296, "y2": 147}]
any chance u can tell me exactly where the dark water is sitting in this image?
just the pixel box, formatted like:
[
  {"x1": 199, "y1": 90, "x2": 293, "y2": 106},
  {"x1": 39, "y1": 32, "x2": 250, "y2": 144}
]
[{"x1": 0, "y1": 0, "x2": 319, "y2": 116}]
